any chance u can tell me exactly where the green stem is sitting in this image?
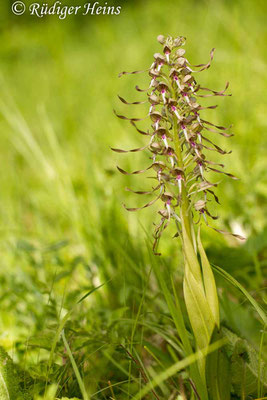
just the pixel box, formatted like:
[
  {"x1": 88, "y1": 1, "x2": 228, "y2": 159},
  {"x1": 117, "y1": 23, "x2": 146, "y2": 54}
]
[{"x1": 169, "y1": 86, "x2": 194, "y2": 246}]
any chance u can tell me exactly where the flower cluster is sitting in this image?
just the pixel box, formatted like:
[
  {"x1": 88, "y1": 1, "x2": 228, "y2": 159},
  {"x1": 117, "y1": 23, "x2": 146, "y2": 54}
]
[{"x1": 113, "y1": 35, "x2": 243, "y2": 253}]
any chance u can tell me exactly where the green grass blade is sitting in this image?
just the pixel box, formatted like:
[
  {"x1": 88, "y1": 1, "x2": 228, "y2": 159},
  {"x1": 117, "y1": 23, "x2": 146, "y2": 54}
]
[
  {"x1": 47, "y1": 283, "x2": 106, "y2": 386},
  {"x1": 258, "y1": 326, "x2": 266, "y2": 397},
  {"x1": 212, "y1": 264, "x2": 267, "y2": 325},
  {"x1": 62, "y1": 330, "x2": 89, "y2": 400},
  {"x1": 132, "y1": 338, "x2": 227, "y2": 400}
]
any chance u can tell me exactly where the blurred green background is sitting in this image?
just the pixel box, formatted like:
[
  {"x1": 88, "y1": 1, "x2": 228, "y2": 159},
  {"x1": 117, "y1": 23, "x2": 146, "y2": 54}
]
[{"x1": 0, "y1": 0, "x2": 266, "y2": 397}]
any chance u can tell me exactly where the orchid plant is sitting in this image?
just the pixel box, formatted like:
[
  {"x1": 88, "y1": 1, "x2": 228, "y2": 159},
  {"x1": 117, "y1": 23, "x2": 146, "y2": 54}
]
[{"x1": 113, "y1": 35, "x2": 245, "y2": 399}]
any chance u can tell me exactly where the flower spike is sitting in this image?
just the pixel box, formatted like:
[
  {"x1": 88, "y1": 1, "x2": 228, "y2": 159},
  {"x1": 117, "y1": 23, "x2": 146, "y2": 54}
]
[{"x1": 114, "y1": 35, "x2": 245, "y2": 253}]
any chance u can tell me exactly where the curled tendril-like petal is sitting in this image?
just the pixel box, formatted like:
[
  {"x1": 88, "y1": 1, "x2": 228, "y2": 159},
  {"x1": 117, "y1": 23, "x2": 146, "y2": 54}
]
[
  {"x1": 204, "y1": 208, "x2": 219, "y2": 220},
  {"x1": 202, "y1": 136, "x2": 232, "y2": 154},
  {"x1": 207, "y1": 167, "x2": 239, "y2": 180},
  {"x1": 113, "y1": 109, "x2": 148, "y2": 122},
  {"x1": 118, "y1": 95, "x2": 147, "y2": 106},
  {"x1": 201, "y1": 144, "x2": 231, "y2": 155},
  {"x1": 206, "y1": 189, "x2": 220, "y2": 204},
  {"x1": 203, "y1": 125, "x2": 234, "y2": 137},
  {"x1": 111, "y1": 145, "x2": 148, "y2": 153},
  {"x1": 188, "y1": 48, "x2": 215, "y2": 72},
  {"x1": 117, "y1": 165, "x2": 152, "y2": 175},
  {"x1": 135, "y1": 84, "x2": 152, "y2": 92},
  {"x1": 130, "y1": 121, "x2": 151, "y2": 136},
  {"x1": 197, "y1": 105, "x2": 218, "y2": 110},
  {"x1": 201, "y1": 119, "x2": 232, "y2": 131},
  {"x1": 125, "y1": 184, "x2": 161, "y2": 195},
  {"x1": 199, "y1": 81, "x2": 230, "y2": 96},
  {"x1": 123, "y1": 193, "x2": 161, "y2": 211},
  {"x1": 203, "y1": 159, "x2": 225, "y2": 168},
  {"x1": 118, "y1": 68, "x2": 149, "y2": 78}
]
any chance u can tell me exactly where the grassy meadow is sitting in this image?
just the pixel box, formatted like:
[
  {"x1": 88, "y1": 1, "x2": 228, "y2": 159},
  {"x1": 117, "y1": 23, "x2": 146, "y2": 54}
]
[{"x1": 0, "y1": 0, "x2": 266, "y2": 398}]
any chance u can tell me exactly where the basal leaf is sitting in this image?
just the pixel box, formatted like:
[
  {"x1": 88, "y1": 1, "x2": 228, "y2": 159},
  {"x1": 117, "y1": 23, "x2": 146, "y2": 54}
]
[{"x1": 198, "y1": 229, "x2": 220, "y2": 328}]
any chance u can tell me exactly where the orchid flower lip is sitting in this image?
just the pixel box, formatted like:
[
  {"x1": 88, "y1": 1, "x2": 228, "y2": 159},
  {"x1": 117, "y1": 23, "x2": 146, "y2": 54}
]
[
  {"x1": 176, "y1": 175, "x2": 182, "y2": 193},
  {"x1": 176, "y1": 80, "x2": 182, "y2": 90},
  {"x1": 155, "y1": 119, "x2": 160, "y2": 130},
  {"x1": 165, "y1": 51, "x2": 170, "y2": 62},
  {"x1": 162, "y1": 135, "x2": 168, "y2": 148},
  {"x1": 166, "y1": 203, "x2": 171, "y2": 219},
  {"x1": 197, "y1": 132, "x2": 202, "y2": 143},
  {"x1": 174, "y1": 108, "x2": 182, "y2": 121},
  {"x1": 183, "y1": 129, "x2": 189, "y2": 141},
  {"x1": 161, "y1": 90, "x2": 166, "y2": 104},
  {"x1": 149, "y1": 77, "x2": 155, "y2": 88}
]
